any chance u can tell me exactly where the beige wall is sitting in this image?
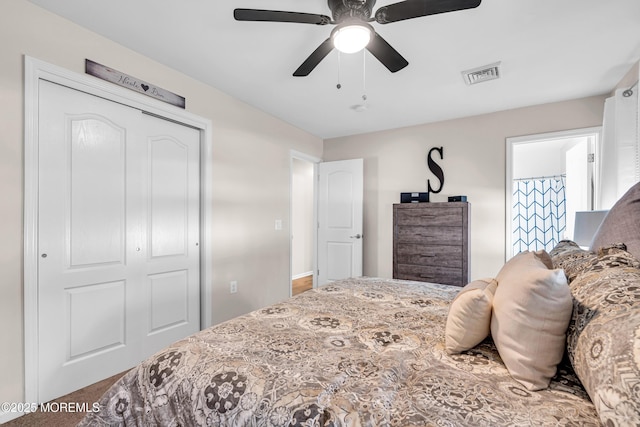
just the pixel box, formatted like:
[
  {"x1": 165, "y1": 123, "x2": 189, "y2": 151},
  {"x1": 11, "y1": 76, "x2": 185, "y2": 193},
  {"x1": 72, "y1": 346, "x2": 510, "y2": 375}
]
[
  {"x1": 613, "y1": 60, "x2": 639, "y2": 93},
  {"x1": 323, "y1": 95, "x2": 607, "y2": 281},
  {"x1": 0, "y1": 0, "x2": 322, "y2": 407}
]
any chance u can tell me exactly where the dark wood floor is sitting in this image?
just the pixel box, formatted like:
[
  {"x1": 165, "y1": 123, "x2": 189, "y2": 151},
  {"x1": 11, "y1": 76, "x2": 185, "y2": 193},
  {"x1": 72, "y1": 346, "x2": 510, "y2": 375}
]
[
  {"x1": 292, "y1": 274, "x2": 313, "y2": 295},
  {"x1": 3, "y1": 370, "x2": 127, "y2": 427}
]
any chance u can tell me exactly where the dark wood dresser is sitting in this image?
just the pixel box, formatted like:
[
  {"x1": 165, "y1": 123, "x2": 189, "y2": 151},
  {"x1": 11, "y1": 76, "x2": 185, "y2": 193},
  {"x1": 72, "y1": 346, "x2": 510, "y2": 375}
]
[{"x1": 393, "y1": 202, "x2": 469, "y2": 287}]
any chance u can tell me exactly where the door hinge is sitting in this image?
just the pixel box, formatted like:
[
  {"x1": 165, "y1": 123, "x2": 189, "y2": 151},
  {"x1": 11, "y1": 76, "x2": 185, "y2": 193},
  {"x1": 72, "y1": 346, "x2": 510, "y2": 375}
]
[{"x1": 588, "y1": 153, "x2": 595, "y2": 163}]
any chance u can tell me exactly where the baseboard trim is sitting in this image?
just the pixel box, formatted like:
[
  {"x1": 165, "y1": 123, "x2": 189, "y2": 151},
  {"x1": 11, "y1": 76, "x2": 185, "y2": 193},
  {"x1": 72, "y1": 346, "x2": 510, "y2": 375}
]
[{"x1": 292, "y1": 271, "x2": 313, "y2": 280}]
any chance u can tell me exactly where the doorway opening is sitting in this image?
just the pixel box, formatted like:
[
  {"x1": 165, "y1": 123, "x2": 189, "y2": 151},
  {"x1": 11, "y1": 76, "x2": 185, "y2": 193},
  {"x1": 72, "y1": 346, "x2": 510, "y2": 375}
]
[
  {"x1": 290, "y1": 151, "x2": 320, "y2": 296},
  {"x1": 505, "y1": 127, "x2": 602, "y2": 259}
]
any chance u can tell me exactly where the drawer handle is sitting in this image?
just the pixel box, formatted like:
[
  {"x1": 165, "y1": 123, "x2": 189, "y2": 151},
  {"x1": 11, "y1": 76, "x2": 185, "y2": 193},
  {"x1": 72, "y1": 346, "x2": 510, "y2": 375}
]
[{"x1": 420, "y1": 254, "x2": 435, "y2": 258}]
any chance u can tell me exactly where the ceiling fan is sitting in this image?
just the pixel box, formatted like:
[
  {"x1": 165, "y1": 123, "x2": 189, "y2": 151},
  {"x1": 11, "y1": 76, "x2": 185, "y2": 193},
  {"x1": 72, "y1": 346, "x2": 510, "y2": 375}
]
[{"x1": 234, "y1": 0, "x2": 481, "y2": 77}]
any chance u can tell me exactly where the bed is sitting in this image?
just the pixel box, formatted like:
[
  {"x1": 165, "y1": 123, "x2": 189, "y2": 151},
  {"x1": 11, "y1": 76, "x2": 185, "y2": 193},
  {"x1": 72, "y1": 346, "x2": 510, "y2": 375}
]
[
  {"x1": 79, "y1": 276, "x2": 600, "y2": 426},
  {"x1": 80, "y1": 182, "x2": 640, "y2": 427}
]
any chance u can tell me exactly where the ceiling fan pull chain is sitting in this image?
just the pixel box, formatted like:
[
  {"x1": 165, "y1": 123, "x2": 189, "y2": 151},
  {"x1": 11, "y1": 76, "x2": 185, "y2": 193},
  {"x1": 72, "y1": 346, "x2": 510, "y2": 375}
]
[
  {"x1": 362, "y1": 48, "x2": 367, "y2": 103},
  {"x1": 336, "y1": 51, "x2": 342, "y2": 90}
]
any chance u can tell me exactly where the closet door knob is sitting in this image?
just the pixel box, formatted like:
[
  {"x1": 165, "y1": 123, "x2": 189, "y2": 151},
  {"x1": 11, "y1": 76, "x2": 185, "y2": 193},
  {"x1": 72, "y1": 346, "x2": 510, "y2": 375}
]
[{"x1": 350, "y1": 234, "x2": 362, "y2": 239}]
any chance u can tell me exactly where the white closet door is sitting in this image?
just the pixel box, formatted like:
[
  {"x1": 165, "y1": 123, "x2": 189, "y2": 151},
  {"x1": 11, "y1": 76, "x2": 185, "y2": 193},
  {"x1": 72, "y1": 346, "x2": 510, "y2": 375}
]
[
  {"x1": 37, "y1": 80, "x2": 200, "y2": 403},
  {"x1": 138, "y1": 112, "x2": 201, "y2": 352}
]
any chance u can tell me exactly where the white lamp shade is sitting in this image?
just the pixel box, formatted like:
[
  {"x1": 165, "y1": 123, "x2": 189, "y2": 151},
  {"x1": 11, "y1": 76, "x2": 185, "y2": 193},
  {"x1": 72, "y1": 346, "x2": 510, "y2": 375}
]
[
  {"x1": 332, "y1": 24, "x2": 372, "y2": 54},
  {"x1": 573, "y1": 210, "x2": 609, "y2": 248}
]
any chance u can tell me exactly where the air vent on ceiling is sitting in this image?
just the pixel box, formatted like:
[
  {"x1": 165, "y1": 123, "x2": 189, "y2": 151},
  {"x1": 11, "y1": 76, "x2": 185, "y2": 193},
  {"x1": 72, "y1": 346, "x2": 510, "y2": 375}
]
[{"x1": 462, "y1": 62, "x2": 501, "y2": 85}]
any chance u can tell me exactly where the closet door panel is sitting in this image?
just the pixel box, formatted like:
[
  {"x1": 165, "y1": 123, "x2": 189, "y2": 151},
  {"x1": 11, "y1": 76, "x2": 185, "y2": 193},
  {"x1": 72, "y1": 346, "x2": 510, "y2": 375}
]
[{"x1": 37, "y1": 80, "x2": 201, "y2": 403}]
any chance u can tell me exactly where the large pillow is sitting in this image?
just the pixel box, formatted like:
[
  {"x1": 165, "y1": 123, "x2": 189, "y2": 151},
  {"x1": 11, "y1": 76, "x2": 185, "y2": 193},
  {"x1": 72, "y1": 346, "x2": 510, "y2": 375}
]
[
  {"x1": 491, "y1": 250, "x2": 573, "y2": 390},
  {"x1": 445, "y1": 278, "x2": 497, "y2": 354},
  {"x1": 562, "y1": 245, "x2": 640, "y2": 426},
  {"x1": 549, "y1": 240, "x2": 598, "y2": 283},
  {"x1": 591, "y1": 181, "x2": 640, "y2": 261}
]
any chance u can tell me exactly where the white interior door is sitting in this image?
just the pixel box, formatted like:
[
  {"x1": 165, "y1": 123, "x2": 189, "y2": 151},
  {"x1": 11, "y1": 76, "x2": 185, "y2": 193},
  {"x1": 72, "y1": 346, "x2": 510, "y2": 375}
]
[
  {"x1": 37, "y1": 80, "x2": 200, "y2": 402},
  {"x1": 317, "y1": 159, "x2": 364, "y2": 285}
]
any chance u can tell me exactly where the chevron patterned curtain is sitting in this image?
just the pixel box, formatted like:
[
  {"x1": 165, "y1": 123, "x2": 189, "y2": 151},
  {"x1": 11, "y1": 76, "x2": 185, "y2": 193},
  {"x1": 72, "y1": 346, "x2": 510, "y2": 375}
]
[{"x1": 512, "y1": 176, "x2": 566, "y2": 256}]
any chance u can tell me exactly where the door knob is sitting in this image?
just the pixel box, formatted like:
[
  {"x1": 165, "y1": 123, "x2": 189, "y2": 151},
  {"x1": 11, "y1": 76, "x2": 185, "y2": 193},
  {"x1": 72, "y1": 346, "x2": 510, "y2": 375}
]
[{"x1": 350, "y1": 234, "x2": 362, "y2": 239}]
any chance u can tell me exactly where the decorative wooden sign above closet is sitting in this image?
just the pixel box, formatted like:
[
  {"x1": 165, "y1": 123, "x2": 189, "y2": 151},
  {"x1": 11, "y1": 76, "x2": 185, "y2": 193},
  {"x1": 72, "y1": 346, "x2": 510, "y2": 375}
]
[{"x1": 85, "y1": 59, "x2": 186, "y2": 108}]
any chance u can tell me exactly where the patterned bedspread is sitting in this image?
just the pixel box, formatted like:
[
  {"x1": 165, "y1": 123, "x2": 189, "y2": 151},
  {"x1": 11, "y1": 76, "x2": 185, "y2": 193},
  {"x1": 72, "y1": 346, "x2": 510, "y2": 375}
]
[{"x1": 79, "y1": 277, "x2": 599, "y2": 426}]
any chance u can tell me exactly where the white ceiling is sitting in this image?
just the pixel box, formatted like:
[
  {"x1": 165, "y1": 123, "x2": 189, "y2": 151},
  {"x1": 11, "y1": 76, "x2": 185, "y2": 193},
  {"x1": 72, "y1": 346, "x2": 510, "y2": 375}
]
[{"x1": 28, "y1": 0, "x2": 640, "y2": 139}]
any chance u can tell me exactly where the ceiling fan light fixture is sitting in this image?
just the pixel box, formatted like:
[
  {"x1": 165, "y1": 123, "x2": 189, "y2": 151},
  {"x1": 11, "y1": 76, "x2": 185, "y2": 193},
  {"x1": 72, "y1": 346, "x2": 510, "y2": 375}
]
[{"x1": 332, "y1": 22, "x2": 373, "y2": 54}]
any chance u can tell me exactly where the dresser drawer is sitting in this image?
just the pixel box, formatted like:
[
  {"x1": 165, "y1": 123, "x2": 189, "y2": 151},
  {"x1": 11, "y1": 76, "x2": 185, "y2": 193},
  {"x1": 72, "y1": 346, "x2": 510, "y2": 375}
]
[
  {"x1": 396, "y1": 264, "x2": 464, "y2": 287},
  {"x1": 395, "y1": 225, "x2": 463, "y2": 246},
  {"x1": 395, "y1": 244, "x2": 462, "y2": 268},
  {"x1": 395, "y1": 207, "x2": 463, "y2": 227}
]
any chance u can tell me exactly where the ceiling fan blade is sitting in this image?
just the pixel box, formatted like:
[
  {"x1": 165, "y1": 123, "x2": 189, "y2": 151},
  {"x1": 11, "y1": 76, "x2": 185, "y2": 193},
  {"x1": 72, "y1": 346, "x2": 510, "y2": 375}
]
[
  {"x1": 293, "y1": 38, "x2": 334, "y2": 77},
  {"x1": 375, "y1": 0, "x2": 481, "y2": 24},
  {"x1": 234, "y1": 9, "x2": 331, "y2": 25},
  {"x1": 366, "y1": 33, "x2": 408, "y2": 73}
]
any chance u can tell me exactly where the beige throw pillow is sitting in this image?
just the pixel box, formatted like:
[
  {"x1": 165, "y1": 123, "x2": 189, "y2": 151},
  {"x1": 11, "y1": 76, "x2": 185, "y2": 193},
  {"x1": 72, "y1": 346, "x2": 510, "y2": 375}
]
[
  {"x1": 445, "y1": 278, "x2": 497, "y2": 354},
  {"x1": 491, "y1": 250, "x2": 572, "y2": 390}
]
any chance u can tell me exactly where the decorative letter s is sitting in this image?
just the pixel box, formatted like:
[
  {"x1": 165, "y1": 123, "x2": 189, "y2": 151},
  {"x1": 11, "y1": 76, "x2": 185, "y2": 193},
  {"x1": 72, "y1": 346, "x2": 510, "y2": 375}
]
[{"x1": 427, "y1": 147, "x2": 444, "y2": 194}]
